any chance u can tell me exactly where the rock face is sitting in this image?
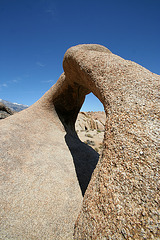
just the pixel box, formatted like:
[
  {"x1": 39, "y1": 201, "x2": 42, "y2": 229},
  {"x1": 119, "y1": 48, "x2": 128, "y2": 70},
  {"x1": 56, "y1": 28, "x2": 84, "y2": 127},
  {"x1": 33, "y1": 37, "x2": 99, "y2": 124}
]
[{"x1": 0, "y1": 44, "x2": 159, "y2": 239}]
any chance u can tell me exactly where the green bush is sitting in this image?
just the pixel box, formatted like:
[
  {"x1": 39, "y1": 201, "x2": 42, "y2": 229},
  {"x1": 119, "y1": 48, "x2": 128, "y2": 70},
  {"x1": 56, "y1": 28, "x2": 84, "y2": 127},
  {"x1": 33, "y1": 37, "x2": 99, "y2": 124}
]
[
  {"x1": 85, "y1": 133, "x2": 93, "y2": 138},
  {"x1": 97, "y1": 130, "x2": 101, "y2": 133},
  {"x1": 94, "y1": 147, "x2": 99, "y2": 152}
]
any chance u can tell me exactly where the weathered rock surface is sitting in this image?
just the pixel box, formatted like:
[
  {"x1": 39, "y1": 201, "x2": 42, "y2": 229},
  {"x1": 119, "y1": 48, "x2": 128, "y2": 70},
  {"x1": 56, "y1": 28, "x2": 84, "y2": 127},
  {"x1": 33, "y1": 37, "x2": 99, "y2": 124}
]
[
  {"x1": 0, "y1": 44, "x2": 159, "y2": 239},
  {"x1": 63, "y1": 45, "x2": 159, "y2": 240},
  {"x1": 0, "y1": 67, "x2": 99, "y2": 238}
]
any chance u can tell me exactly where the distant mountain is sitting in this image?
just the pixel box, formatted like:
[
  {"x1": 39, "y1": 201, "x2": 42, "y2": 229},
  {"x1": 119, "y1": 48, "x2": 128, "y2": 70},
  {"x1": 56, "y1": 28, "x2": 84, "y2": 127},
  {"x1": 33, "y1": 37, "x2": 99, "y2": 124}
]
[{"x1": 0, "y1": 99, "x2": 28, "y2": 112}]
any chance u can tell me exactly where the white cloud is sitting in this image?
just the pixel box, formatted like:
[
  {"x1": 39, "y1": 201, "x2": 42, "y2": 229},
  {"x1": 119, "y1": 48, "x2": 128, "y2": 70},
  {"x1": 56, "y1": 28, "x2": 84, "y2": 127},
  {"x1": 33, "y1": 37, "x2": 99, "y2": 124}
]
[
  {"x1": 0, "y1": 83, "x2": 7, "y2": 90},
  {"x1": 41, "y1": 80, "x2": 54, "y2": 83},
  {"x1": 36, "y1": 62, "x2": 46, "y2": 67},
  {"x1": 12, "y1": 79, "x2": 18, "y2": 83},
  {"x1": 1, "y1": 83, "x2": 7, "y2": 87},
  {"x1": 45, "y1": 9, "x2": 54, "y2": 15},
  {"x1": 0, "y1": 77, "x2": 21, "y2": 91},
  {"x1": 11, "y1": 77, "x2": 21, "y2": 83}
]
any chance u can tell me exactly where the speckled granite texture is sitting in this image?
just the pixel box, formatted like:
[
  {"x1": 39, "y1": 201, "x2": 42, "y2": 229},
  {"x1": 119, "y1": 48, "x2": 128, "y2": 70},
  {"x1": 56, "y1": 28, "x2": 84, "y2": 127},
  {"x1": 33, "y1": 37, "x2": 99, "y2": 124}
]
[
  {"x1": 63, "y1": 45, "x2": 159, "y2": 239},
  {"x1": 0, "y1": 44, "x2": 159, "y2": 239}
]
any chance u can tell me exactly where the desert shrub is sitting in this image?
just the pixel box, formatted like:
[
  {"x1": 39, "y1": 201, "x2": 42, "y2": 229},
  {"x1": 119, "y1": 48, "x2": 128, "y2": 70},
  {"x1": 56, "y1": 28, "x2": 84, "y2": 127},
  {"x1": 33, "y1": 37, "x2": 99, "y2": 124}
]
[
  {"x1": 99, "y1": 143, "x2": 103, "y2": 149},
  {"x1": 94, "y1": 147, "x2": 99, "y2": 152},
  {"x1": 85, "y1": 133, "x2": 93, "y2": 138},
  {"x1": 84, "y1": 140, "x2": 95, "y2": 146}
]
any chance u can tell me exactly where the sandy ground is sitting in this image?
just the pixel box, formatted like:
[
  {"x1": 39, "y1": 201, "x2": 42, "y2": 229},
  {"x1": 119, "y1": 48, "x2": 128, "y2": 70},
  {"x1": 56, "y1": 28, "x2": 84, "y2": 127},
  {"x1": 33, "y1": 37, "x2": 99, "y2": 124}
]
[{"x1": 77, "y1": 129, "x2": 104, "y2": 154}]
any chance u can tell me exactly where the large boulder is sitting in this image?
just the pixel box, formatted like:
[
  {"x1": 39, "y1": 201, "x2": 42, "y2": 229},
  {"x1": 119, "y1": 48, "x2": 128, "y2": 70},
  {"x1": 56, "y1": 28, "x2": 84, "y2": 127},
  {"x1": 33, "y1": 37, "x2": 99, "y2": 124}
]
[{"x1": 0, "y1": 44, "x2": 159, "y2": 239}]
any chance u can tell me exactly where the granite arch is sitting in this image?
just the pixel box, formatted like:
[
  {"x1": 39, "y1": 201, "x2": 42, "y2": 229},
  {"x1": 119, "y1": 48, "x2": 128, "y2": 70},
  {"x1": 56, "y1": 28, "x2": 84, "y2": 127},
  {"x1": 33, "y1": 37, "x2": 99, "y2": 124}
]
[{"x1": 0, "y1": 44, "x2": 159, "y2": 239}]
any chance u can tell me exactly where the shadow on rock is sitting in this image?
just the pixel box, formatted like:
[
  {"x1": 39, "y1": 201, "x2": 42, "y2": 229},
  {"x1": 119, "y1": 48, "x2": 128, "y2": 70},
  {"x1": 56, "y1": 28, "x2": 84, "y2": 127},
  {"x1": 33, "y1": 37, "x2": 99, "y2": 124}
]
[{"x1": 65, "y1": 133, "x2": 99, "y2": 196}]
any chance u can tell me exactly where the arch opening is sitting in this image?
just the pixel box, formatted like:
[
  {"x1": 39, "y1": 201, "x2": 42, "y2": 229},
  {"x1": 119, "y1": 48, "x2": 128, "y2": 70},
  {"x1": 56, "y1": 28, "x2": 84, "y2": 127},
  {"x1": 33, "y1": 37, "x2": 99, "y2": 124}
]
[
  {"x1": 53, "y1": 82, "x2": 101, "y2": 196},
  {"x1": 51, "y1": 44, "x2": 110, "y2": 196},
  {"x1": 75, "y1": 92, "x2": 106, "y2": 155},
  {"x1": 53, "y1": 82, "x2": 106, "y2": 196}
]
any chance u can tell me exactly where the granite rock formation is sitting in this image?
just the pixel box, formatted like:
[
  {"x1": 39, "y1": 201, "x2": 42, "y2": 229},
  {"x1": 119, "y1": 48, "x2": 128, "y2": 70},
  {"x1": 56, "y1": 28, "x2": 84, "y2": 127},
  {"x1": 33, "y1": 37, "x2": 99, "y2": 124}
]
[
  {"x1": 64, "y1": 45, "x2": 159, "y2": 239},
  {"x1": 0, "y1": 52, "x2": 99, "y2": 239},
  {"x1": 0, "y1": 102, "x2": 14, "y2": 119},
  {"x1": 0, "y1": 44, "x2": 159, "y2": 239},
  {"x1": 76, "y1": 111, "x2": 105, "y2": 132}
]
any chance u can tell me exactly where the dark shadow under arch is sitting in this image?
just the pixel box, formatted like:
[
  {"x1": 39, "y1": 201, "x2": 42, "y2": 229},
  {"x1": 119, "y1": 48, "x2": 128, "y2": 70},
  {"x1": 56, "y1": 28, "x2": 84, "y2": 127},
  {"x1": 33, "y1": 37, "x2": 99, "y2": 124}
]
[
  {"x1": 52, "y1": 80, "x2": 101, "y2": 196},
  {"x1": 50, "y1": 44, "x2": 110, "y2": 196},
  {"x1": 65, "y1": 133, "x2": 99, "y2": 196}
]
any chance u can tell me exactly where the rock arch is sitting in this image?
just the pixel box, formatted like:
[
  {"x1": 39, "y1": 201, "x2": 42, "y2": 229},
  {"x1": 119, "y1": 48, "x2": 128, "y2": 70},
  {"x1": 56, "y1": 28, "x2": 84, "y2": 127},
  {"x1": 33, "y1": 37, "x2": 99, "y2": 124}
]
[
  {"x1": 0, "y1": 44, "x2": 159, "y2": 239},
  {"x1": 39, "y1": 44, "x2": 111, "y2": 133}
]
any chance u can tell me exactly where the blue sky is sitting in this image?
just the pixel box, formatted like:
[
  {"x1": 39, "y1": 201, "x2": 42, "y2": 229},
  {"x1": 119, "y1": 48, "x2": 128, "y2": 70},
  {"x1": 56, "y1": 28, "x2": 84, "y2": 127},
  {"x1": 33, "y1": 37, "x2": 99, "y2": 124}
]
[{"x1": 0, "y1": 0, "x2": 160, "y2": 111}]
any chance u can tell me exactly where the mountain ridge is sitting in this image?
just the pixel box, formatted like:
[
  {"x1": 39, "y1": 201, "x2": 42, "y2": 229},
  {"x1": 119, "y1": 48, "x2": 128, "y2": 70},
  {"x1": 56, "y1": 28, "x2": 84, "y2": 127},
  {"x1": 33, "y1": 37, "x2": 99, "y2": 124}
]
[{"x1": 0, "y1": 99, "x2": 28, "y2": 112}]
